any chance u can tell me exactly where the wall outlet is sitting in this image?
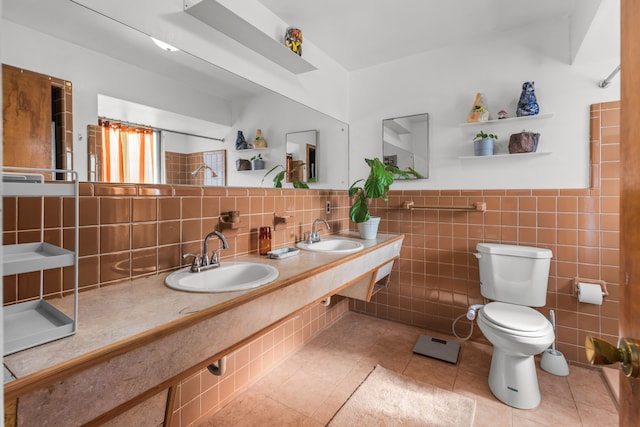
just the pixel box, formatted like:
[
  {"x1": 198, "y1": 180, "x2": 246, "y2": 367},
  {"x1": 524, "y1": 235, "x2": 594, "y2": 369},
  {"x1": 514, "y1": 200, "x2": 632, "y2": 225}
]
[{"x1": 325, "y1": 200, "x2": 331, "y2": 214}]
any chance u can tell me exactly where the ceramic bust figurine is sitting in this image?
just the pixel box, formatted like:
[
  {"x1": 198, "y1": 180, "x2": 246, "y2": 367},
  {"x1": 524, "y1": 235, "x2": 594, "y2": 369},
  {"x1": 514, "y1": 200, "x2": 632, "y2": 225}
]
[
  {"x1": 254, "y1": 129, "x2": 268, "y2": 148},
  {"x1": 516, "y1": 82, "x2": 540, "y2": 117}
]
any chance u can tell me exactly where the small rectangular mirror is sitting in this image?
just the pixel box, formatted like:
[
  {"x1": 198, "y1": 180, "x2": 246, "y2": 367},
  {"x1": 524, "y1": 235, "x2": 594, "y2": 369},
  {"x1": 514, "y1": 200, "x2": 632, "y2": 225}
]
[
  {"x1": 286, "y1": 130, "x2": 318, "y2": 183},
  {"x1": 382, "y1": 113, "x2": 429, "y2": 179}
]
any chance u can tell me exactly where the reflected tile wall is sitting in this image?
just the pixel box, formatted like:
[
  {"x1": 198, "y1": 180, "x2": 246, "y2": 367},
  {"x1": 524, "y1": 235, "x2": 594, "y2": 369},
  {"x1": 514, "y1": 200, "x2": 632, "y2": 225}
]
[
  {"x1": 3, "y1": 186, "x2": 350, "y2": 300},
  {"x1": 353, "y1": 101, "x2": 621, "y2": 365}
]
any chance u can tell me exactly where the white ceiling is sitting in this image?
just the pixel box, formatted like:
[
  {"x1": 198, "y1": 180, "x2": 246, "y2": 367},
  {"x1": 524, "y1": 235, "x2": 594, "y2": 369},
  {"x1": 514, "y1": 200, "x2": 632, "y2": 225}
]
[
  {"x1": 257, "y1": 0, "x2": 617, "y2": 71},
  {"x1": 2, "y1": 0, "x2": 619, "y2": 135}
]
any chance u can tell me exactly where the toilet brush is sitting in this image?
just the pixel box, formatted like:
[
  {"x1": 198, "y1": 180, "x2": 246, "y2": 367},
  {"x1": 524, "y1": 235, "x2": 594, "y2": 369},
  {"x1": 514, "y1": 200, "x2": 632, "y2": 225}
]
[{"x1": 540, "y1": 310, "x2": 570, "y2": 376}]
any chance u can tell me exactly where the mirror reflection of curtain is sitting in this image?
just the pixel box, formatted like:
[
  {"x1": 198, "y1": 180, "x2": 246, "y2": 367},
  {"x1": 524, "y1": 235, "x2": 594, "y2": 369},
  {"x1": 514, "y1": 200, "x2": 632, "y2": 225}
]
[{"x1": 99, "y1": 119, "x2": 158, "y2": 183}]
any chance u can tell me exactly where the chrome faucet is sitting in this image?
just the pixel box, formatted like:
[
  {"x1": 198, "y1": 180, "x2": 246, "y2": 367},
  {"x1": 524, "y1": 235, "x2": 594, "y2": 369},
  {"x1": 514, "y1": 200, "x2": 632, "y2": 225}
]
[
  {"x1": 308, "y1": 217, "x2": 330, "y2": 243},
  {"x1": 184, "y1": 230, "x2": 229, "y2": 272}
]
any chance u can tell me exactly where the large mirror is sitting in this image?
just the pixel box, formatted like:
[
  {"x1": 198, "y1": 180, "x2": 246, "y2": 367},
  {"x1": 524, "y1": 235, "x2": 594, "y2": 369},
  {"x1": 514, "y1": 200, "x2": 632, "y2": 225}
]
[
  {"x1": 382, "y1": 113, "x2": 429, "y2": 179},
  {"x1": 1, "y1": 0, "x2": 349, "y2": 189}
]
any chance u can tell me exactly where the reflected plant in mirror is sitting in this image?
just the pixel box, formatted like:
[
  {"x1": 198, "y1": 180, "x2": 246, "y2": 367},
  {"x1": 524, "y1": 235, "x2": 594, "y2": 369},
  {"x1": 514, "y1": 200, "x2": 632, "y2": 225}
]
[
  {"x1": 261, "y1": 163, "x2": 309, "y2": 189},
  {"x1": 382, "y1": 113, "x2": 429, "y2": 179}
]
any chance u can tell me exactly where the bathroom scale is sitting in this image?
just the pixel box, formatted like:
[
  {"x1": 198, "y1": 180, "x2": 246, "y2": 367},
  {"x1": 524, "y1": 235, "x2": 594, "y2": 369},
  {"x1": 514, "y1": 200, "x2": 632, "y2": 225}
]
[{"x1": 412, "y1": 334, "x2": 461, "y2": 364}]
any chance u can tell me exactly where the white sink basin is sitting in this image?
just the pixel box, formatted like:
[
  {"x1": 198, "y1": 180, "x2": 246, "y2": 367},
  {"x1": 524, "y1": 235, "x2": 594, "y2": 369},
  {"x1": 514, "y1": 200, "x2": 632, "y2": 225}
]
[
  {"x1": 296, "y1": 238, "x2": 364, "y2": 254},
  {"x1": 165, "y1": 262, "x2": 279, "y2": 293}
]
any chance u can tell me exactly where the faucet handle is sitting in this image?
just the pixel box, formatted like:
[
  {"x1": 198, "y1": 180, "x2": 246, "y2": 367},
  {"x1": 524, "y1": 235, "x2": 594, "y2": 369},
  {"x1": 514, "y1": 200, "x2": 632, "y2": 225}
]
[
  {"x1": 211, "y1": 246, "x2": 227, "y2": 264},
  {"x1": 183, "y1": 253, "x2": 202, "y2": 268},
  {"x1": 303, "y1": 231, "x2": 312, "y2": 244}
]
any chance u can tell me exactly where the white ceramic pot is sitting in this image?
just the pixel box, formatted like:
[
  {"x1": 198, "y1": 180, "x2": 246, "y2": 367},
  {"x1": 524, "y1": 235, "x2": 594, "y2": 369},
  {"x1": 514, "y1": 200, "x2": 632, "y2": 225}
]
[{"x1": 357, "y1": 216, "x2": 381, "y2": 239}]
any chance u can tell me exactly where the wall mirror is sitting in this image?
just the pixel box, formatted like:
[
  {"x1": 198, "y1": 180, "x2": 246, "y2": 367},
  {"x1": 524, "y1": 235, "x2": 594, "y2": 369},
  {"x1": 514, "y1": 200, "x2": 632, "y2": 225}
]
[
  {"x1": 285, "y1": 130, "x2": 318, "y2": 183},
  {"x1": 2, "y1": 0, "x2": 349, "y2": 189},
  {"x1": 382, "y1": 113, "x2": 429, "y2": 179}
]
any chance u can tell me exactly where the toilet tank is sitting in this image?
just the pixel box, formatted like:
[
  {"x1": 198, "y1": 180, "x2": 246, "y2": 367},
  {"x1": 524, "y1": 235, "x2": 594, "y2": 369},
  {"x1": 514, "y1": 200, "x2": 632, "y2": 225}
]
[{"x1": 475, "y1": 243, "x2": 552, "y2": 307}]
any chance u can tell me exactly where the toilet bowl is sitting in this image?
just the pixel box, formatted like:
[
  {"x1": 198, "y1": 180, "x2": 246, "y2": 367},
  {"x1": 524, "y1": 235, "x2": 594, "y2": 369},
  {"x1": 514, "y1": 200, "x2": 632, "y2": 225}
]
[
  {"x1": 473, "y1": 243, "x2": 554, "y2": 409},
  {"x1": 476, "y1": 302, "x2": 554, "y2": 409}
]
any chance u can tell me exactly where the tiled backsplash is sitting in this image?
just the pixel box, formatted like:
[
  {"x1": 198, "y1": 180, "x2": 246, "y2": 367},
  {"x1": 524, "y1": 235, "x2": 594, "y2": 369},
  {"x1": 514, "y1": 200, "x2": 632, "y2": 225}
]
[
  {"x1": 2, "y1": 186, "x2": 350, "y2": 303},
  {"x1": 353, "y1": 101, "x2": 621, "y2": 365}
]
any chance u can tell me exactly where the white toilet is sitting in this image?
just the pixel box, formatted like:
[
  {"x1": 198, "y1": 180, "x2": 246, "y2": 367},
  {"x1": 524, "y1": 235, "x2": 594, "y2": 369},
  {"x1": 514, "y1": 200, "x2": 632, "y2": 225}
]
[{"x1": 474, "y1": 243, "x2": 554, "y2": 409}]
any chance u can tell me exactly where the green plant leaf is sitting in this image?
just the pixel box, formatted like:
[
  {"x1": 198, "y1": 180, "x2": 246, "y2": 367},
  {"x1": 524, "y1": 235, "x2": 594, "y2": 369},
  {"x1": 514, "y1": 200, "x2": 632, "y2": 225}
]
[
  {"x1": 261, "y1": 163, "x2": 309, "y2": 189},
  {"x1": 363, "y1": 158, "x2": 394, "y2": 199},
  {"x1": 348, "y1": 179, "x2": 364, "y2": 197},
  {"x1": 349, "y1": 192, "x2": 370, "y2": 223},
  {"x1": 406, "y1": 167, "x2": 425, "y2": 179},
  {"x1": 273, "y1": 170, "x2": 285, "y2": 188},
  {"x1": 292, "y1": 179, "x2": 309, "y2": 189},
  {"x1": 261, "y1": 164, "x2": 283, "y2": 186}
]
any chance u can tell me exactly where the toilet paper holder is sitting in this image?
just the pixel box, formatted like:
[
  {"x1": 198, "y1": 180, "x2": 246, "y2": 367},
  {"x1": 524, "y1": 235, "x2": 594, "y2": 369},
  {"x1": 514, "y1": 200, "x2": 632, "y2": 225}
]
[{"x1": 572, "y1": 277, "x2": 608, "y2": 297}]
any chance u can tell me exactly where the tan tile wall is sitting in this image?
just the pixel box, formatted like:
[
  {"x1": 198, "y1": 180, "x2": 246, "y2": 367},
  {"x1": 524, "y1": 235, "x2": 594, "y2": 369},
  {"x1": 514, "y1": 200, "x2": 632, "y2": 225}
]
[
  {"x1": 1, "y1": 102, "x2": 620, "y2": 424},
  {"x1": 2, "y1": 186, "x2": 350, "y2": 302},
  {"x1": 171, "y1": 298, "x2": 349, "y2": 426},
  {"x1": 352, "y1": 101, "x2": 621, "y2": 365}
]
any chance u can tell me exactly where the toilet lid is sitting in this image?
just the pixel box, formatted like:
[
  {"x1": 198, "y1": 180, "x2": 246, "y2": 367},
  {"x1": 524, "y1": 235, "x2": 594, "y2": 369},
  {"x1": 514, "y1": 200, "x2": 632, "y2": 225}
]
[{"x1": 481, "y1": 302, "x2": 550, "y2": 332}]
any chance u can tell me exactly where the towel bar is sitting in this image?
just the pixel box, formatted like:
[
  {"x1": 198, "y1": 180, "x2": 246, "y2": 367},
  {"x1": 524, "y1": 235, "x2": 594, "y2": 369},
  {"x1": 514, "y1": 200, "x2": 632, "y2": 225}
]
[{"x1": 402, "y1": 201, "x2": 486, "y2": 212}]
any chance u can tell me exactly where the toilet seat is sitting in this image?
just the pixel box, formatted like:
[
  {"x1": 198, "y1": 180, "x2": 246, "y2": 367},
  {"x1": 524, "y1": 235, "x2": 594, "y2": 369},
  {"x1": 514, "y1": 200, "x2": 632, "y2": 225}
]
[{"x1": 480, "y1": 302, "x2": 551, "y2": 337}]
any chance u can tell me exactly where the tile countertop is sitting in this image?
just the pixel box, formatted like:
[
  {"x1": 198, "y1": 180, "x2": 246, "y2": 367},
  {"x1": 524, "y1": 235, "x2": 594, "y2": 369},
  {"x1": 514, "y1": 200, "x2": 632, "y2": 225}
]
[{"x1": 3, "y1": 232, "x2": 403, "y2": 389}]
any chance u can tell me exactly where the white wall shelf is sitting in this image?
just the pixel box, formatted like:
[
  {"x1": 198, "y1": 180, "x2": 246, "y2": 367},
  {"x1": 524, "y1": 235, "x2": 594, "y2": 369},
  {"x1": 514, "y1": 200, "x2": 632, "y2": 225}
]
[
  {"x1": 185, "y1": 0, "x2": 317, "y2": 74},
  {"x1": 459, "y1": 151, "x2": 552, "y2": 160},
  {"x1": 234, "y1": 147, "x2": 268, "y2": 153},
  {"x1": 460, "y1": 113, "x2": 554, "y2": 128}
]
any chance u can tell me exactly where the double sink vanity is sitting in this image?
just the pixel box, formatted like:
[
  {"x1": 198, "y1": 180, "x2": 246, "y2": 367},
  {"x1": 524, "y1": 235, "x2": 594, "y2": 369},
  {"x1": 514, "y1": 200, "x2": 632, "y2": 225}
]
[{"x1": 4, "y1": 232, "x2": 404, "y2": 426}]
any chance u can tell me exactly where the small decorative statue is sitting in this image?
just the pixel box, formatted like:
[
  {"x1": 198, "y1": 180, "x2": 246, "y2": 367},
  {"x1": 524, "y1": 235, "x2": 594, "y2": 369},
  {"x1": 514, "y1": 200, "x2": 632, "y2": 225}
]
[
  {"x1": 516, "y1": 81, "x2": 540, "y2": 117},
  {"x1": 498, "y1": 110, "x2": 507, "y2": 119},
  {"x1": 254, "y1": 129, "x2": 268, "y2": 148},
  {"x1": 285, "y1": 27, "x2": 303, "y2": 56},
  {"x1": 467, "y1": 93, "x2": 489, "y2": 122},
  {"x1": 235, "y1": 130, "x2": 248, "y2": 150}
]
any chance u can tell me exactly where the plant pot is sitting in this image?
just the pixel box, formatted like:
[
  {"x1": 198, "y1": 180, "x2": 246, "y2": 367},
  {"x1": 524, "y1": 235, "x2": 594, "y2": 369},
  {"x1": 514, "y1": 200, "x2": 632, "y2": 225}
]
[
  {"x1": 251, "y1": 159, "x2": 265, "y2": 170},
  {"x1": 473, "y1": 137, "x2": 494, "y2": 156},
  {"x1": 356, "y1": 216, "x2": 381, "y2": 240}
]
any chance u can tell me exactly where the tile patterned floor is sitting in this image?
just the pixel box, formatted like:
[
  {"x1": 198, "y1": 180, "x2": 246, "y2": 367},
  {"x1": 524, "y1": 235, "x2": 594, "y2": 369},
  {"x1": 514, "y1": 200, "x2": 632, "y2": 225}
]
[{"x1": 197, "y1": 312, "x2": 618, "y2": 426}]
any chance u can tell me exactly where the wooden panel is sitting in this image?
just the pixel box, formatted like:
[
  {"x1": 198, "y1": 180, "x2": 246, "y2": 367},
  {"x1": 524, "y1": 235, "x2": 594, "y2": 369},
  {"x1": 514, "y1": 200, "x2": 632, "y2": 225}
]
[
  {"x1": 620, "y1": 0, "x2": 640, "y2": 423},
  {"x1": 2, "y1": 64, "x2": 53, "y2": 169}
]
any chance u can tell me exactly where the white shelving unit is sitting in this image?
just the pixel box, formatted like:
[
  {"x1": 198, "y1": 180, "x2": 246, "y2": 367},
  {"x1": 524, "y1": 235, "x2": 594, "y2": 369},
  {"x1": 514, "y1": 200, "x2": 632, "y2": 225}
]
[
  {"x1": 460, "y1": 113, "x2": 554, "y2": 158},
  {"x1": 2, "y1": 167, "x2": 79, "y2": 355},
  {"x1": 459, "y1": 152, "x2": 552, "y2": 160},
  {"x1": 459, "y1": 113, "x2": 554, "y2": 128}
]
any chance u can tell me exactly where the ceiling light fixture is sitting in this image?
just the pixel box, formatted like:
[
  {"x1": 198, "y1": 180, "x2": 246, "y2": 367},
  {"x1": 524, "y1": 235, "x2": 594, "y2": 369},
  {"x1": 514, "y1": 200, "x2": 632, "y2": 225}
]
[{"x1": 150, "y1": 37, "x2": 180, "y2": 52}]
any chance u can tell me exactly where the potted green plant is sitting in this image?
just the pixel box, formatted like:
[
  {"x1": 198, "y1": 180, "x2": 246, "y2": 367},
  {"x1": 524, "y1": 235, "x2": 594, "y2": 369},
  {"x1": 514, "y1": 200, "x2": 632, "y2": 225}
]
[
  {"x1": 250, "y1": 153, "x2": 265, "y2": 170},
  {"x1": 261, "y1": 163, "x2": 309, "y2": 188},
  {"x1": 349, "y1": 158, "x2": 411, "y2": 239},
  {"x1": 473, "y1": 130, "x2": 498, "y2": 156}
]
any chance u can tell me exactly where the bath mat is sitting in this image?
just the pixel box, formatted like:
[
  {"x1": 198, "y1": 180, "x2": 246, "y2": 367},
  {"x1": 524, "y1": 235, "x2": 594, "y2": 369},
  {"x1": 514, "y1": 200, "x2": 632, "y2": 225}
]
[{"x1": 328, "y1": 365, "x2": 476, "y2": 427}]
